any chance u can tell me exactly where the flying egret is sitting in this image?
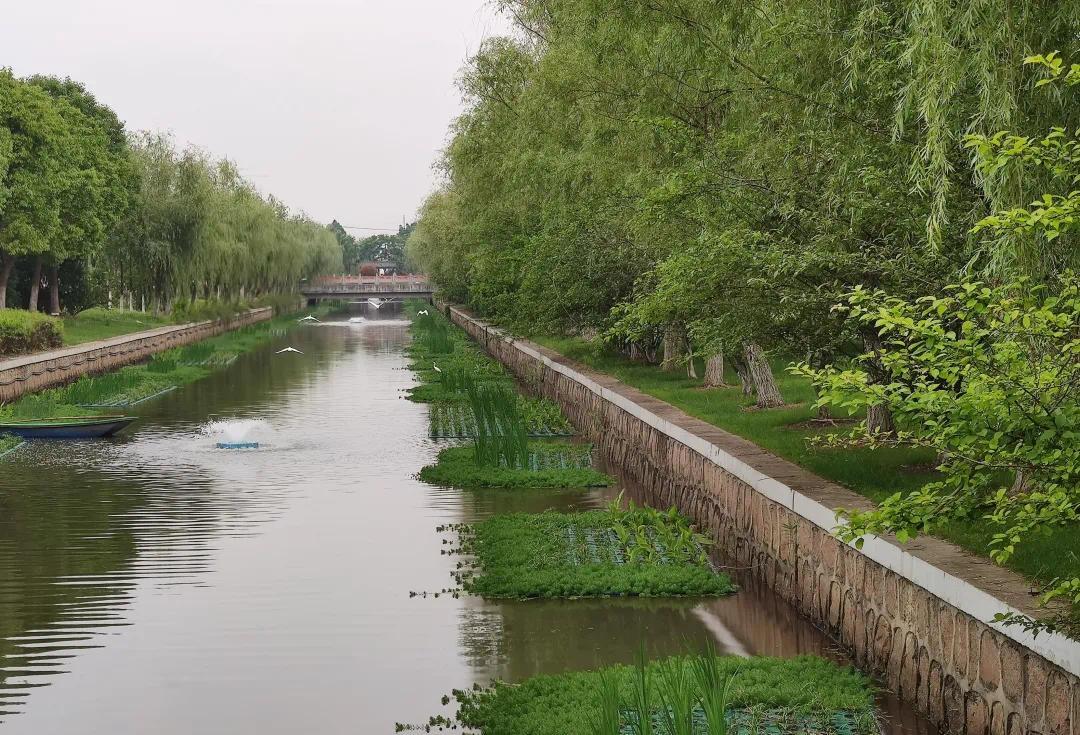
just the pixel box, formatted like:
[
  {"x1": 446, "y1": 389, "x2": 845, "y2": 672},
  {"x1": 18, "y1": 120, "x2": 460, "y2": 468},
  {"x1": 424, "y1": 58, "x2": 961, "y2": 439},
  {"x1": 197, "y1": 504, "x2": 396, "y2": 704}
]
[
  {"x1": 417, "y1": 309, "x2": 429, "y2": 316},
  {"x1": 432, "y1": 362, "x2": 442, "y2": 373},
  {"x1": 298, "y1": 315, "x2": 320, "y2": 323},
  {"x1": 276, "y1": 347, "x2": 304, "y2": 355}
]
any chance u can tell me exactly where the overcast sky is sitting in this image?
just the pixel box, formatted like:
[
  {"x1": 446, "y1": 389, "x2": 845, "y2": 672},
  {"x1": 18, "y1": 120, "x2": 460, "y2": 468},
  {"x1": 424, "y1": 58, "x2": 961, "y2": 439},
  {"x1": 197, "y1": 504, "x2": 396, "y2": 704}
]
[{"x1": 1, "y1": 0, "x2": 509, "y2": 232}]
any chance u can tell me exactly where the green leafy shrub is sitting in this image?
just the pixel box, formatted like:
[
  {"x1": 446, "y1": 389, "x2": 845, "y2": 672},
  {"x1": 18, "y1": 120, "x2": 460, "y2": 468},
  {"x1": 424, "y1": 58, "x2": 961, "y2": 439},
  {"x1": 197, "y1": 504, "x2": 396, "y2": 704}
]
[
  {"x1": 446, "y1": 654, "x2": 876, "y2": 735},
  {"x1": 0, "y1": 309, "x2": 63, "y2": 355},
  {"x1": 451, "y1": 509, "x2": 735, "y2": 599}
]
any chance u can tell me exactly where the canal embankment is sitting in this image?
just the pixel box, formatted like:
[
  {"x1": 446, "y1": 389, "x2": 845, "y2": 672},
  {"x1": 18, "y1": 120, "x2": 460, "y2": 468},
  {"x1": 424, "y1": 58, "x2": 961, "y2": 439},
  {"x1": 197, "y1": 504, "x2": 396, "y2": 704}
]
[
  {"x1": 0, "y1": 307, "x2": 273, "y2": 404},
  {"x1": 442, "y1": 302, "x2": 1080, "y2": 735}
]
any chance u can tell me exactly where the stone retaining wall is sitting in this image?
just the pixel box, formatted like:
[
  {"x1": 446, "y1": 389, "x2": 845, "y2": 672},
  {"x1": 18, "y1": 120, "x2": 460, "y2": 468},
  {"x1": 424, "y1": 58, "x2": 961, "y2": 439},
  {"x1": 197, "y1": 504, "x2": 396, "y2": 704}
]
[
  {"x1": 444, "y1": 303, "x2": 1080, "y2": 735},
  {"x1": 0, "y1": 308, "x2": 273, "y2": 403}
]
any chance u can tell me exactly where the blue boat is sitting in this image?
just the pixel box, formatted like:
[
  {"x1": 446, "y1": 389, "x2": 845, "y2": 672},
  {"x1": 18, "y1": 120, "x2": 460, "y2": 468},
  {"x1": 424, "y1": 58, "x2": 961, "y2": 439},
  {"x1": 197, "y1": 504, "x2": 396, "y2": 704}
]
[{"x1": 0, "y1": 416, "x2": 137, "y2": 439}]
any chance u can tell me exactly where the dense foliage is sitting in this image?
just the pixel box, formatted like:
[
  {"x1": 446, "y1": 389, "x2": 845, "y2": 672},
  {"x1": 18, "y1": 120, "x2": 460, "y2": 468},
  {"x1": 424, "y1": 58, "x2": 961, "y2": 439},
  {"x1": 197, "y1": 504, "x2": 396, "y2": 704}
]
[
  {"x1": 1, "y1": 70, "x2": 341, "y2": 315},
  {"x1": 409, "y1": 3, "x2": 1080, "y2": 631},
  {"x1": 451, "y1": 510, "x2": 734, "y2": 599},
  {"x1": 0, "y1": 309, "x2": 62, "y2": 355},
  {"x1": 329, "y1": 220, "x2": 414, "y2": 273}
]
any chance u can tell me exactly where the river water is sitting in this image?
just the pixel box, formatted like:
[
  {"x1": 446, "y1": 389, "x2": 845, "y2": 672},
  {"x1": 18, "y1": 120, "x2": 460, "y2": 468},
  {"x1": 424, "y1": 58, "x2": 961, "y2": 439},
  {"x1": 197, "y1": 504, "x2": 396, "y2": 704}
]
[{"x1": 0, "y1": 309, "x2": 927, "y2": 734}]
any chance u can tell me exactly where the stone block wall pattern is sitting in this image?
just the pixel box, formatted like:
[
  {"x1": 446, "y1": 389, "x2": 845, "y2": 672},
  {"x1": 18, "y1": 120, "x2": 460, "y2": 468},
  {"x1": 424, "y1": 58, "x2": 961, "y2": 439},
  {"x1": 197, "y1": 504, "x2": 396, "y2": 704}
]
[
  {"x1": 443, "y1": 303, "x2": 1080, "y2": 735},
  {"x1": 0, "y1": 308, "x2": 273, "y2": 403}
]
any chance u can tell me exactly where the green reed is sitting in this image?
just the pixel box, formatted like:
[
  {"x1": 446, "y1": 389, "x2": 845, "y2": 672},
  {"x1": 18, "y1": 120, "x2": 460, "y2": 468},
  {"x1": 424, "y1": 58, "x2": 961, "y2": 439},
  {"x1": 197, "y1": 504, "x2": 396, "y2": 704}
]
[
  {"x1": 693, "y1": 645, "x2": 739, "y2": 735},
  {"x1": 466, "y1": 381, "x2": 529, "y2": 469},
  {"x1": 588, "y1": 668, "x2": 623, "y2": 735}
]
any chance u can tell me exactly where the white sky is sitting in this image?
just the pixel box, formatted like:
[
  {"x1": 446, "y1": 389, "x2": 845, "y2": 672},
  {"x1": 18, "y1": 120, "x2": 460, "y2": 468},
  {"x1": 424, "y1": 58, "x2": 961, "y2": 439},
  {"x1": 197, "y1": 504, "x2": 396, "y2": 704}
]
[{"x1": 0, "y1": 0, "x2": 510, "y2": 231}]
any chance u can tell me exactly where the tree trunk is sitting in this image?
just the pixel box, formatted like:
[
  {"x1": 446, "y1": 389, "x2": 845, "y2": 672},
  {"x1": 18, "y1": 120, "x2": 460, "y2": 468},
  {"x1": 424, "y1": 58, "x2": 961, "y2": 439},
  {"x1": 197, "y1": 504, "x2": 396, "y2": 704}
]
[
  {"x1": 27, "y1": 257, "x2": 43, "y2": 312},
  {"x1": 0, "y1": 252, "x2": 15, "y2": 309},
  {"x1": 48, "y1": 264, "x2": 61, "y2": 315},
  {"x1": 861, "y1": 331, "x2": 896, "y2": 436},
  {"x1": 687, "y1": 353, "x2": 698, "y2": 379},
  {"x1": 661, "y1": 325, "x2": 682, "y2": 371},
  {"x1": 629, "y1": 342, "x2": 644, "y2": 361},
  {"x1": 731, "y1": 353, "x2": 754, "y2": 396},
  {"x1": 703, "y1": 352, "x2": 728, "y2": 388},
  {"x1": 867, "y1": 403, "x2": 896, "y2": 436},
  {"x1": 744, "y1": 342, "x2": 785, "y2": 408}
]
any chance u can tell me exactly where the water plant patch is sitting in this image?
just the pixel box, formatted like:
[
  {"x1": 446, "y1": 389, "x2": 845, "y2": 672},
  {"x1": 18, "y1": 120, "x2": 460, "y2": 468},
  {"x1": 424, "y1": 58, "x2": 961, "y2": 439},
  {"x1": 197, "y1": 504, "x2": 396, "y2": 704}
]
[
  {"x1": 428, "y1": 397, "x2": 573, "y2": 438},
  {"x1": 451, "y1": 509, "x2": 734, "y2": 599},
  {"x1": 404, "y1": 653, "x2": 876, "y2": 735},
  {"x1": 419, "y1": 443, "x2": 610, "y2": 489}
]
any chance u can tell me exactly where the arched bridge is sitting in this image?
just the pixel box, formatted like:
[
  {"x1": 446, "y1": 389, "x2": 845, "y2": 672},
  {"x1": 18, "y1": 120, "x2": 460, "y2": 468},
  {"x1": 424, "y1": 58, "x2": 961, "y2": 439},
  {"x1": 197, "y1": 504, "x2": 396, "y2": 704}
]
[{"x1": 301, "y1": 275, "x2": 434, "y2": 304}]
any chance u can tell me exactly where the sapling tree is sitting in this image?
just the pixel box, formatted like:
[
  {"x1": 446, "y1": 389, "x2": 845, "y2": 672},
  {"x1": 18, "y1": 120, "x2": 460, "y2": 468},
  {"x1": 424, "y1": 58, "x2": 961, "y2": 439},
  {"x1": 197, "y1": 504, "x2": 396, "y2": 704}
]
[{"x1": 796, "y1": 277, "x2": 1080, "y2": 632}]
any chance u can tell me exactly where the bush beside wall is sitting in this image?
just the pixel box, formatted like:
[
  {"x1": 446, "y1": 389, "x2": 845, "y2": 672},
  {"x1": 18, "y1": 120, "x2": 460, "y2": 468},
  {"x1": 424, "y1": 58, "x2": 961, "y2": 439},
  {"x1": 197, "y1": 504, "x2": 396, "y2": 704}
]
[{"x1": 0, "y1": 310, "x2": 63, "y2": 356}]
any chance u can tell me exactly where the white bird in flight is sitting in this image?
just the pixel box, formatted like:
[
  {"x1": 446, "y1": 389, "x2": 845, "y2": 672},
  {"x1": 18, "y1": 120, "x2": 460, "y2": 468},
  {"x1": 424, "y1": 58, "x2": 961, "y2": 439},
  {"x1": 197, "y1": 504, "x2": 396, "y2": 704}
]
[
  {"x1": 276, "y1": 347, "x2": 304, "y2": 355},
  {"x1": 367, "y1": 298, "x2": 383, "y2": 309},
  {"x1": 298, "y1": 315, "x2": 320, "y2": 322},
  {"x1": 418, "y1": 309, "x2": 429, "y2": 315},
  {"x1": 432, "y1": 362, "x2": 442, "y2": 373}
]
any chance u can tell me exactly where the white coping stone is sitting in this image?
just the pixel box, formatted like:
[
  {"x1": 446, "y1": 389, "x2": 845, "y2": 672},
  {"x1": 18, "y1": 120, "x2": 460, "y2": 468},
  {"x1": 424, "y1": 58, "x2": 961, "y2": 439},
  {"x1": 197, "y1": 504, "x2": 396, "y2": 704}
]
[{"x1": 451, "y1": 306, "x2": 1080, "y2": 677}]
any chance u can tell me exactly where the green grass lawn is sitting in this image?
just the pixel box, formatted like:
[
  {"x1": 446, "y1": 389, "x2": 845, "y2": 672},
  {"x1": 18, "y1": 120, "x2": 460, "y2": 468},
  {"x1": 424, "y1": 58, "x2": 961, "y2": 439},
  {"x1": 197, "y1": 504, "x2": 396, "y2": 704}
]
[
  {"x1": 62, "y1": 308, "x2": 172, "y2": 346},
  {"x1": 533, "y1": 336, "x2": 1078, "y2": 591}
]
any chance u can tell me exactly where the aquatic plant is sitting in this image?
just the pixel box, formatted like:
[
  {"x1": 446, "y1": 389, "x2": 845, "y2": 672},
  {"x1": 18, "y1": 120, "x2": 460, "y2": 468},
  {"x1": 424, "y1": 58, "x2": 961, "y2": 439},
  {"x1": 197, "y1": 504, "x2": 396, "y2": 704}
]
[
  {"x1": 418, "y1": 444, "x2": 611, "y2": 489},
  {"x1": 448, "y1": 654, "x2": 877, "y2": 735},
  {"x1": 466, "y1": 381, "x2": 529, "y2": 469},
  {"x1": 609, "y1": 494, "x2": 715, "y2": 568},
  {"x1": 692, "y1": 645, "x2": 738, "y2": 735},
  {"x1": 587, "y1": 668, "x2": 622, "y2": 735},
  {"x1": 451, "y1": 510, "x2": 734, "y2": 599},
  {"x1": 632, "y1": 648, "x2": 655, "y2": 735}
]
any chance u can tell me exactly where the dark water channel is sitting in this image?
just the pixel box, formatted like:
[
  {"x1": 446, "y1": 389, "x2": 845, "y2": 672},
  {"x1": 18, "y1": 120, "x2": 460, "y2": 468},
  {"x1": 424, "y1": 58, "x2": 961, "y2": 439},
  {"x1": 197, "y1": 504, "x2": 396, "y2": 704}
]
[{"x1": 0, "y1": 307, "x2": 929, "y2": 734}]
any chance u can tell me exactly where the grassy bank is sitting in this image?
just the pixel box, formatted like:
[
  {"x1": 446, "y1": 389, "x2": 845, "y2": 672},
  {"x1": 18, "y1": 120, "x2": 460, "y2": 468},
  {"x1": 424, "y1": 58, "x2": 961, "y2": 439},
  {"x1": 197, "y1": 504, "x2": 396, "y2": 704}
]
[
  {"x1": 448, "y1": 653, "x2": 877, "y2": 735},
  {"x1": 61, "y1": 308, "x2": 173, "y2": 346},
  {"x1": 532, "y1": 337, "x2": 1076, "y2": 590},
  {"x1": 452, "y1": 508, "x2": 735, "y2": 599},
  {"x1": 0, "y1": 309, "x2": 312, "y2": 423}
]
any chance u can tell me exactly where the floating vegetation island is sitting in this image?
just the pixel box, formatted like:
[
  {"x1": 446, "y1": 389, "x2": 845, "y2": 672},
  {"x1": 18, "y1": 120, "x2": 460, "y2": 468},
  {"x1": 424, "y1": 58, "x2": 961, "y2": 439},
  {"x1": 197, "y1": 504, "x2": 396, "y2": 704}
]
[
  {"x1": 409, "y1": 305, "x2": 610, "y2": 489},
  {"x1": 406, "y1": 653, "x2": 877, "y2": 735},
  {"x1": 420, "y1": 442, "x2": 611, "y2": 489},
  {"x1": 450, "y1": 502, "x2": 735, "y2": 599}
]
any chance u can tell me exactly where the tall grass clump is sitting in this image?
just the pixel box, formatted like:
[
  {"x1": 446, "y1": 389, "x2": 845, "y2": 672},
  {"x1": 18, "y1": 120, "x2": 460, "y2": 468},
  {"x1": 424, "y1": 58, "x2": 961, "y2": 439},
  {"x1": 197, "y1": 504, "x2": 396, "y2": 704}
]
[{"x1": 467, "y1": 381, "x2": 529, "y2": 469}]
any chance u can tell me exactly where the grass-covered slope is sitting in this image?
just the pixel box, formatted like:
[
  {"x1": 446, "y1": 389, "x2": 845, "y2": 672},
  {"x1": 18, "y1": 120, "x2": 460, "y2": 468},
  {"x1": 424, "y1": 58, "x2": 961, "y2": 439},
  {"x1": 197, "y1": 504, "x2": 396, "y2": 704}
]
[{"x1": 453, "y1": 508, "x2": 735, "y2": 599}]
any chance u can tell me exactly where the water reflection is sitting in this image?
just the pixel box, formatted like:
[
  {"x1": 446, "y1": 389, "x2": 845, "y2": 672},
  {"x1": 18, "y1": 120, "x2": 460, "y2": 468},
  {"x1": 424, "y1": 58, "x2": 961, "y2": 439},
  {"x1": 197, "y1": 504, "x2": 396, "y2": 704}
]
[{"x1": 0, "y1": 308, "x2": 928, "y2": 734}]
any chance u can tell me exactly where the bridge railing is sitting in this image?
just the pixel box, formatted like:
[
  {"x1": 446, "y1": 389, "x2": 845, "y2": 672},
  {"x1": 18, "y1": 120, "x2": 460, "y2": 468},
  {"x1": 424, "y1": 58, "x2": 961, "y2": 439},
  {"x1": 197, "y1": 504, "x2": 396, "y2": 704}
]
[{"x1": 302, "y1": 275, "x2": 432, "y2": 294}]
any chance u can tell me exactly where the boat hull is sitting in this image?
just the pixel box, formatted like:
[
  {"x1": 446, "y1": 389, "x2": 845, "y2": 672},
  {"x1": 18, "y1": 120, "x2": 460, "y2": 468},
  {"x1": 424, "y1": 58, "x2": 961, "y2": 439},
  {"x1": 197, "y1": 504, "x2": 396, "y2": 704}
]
[{"x1": 0, "y1": 417, "x2": 137, "y2": 439}]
